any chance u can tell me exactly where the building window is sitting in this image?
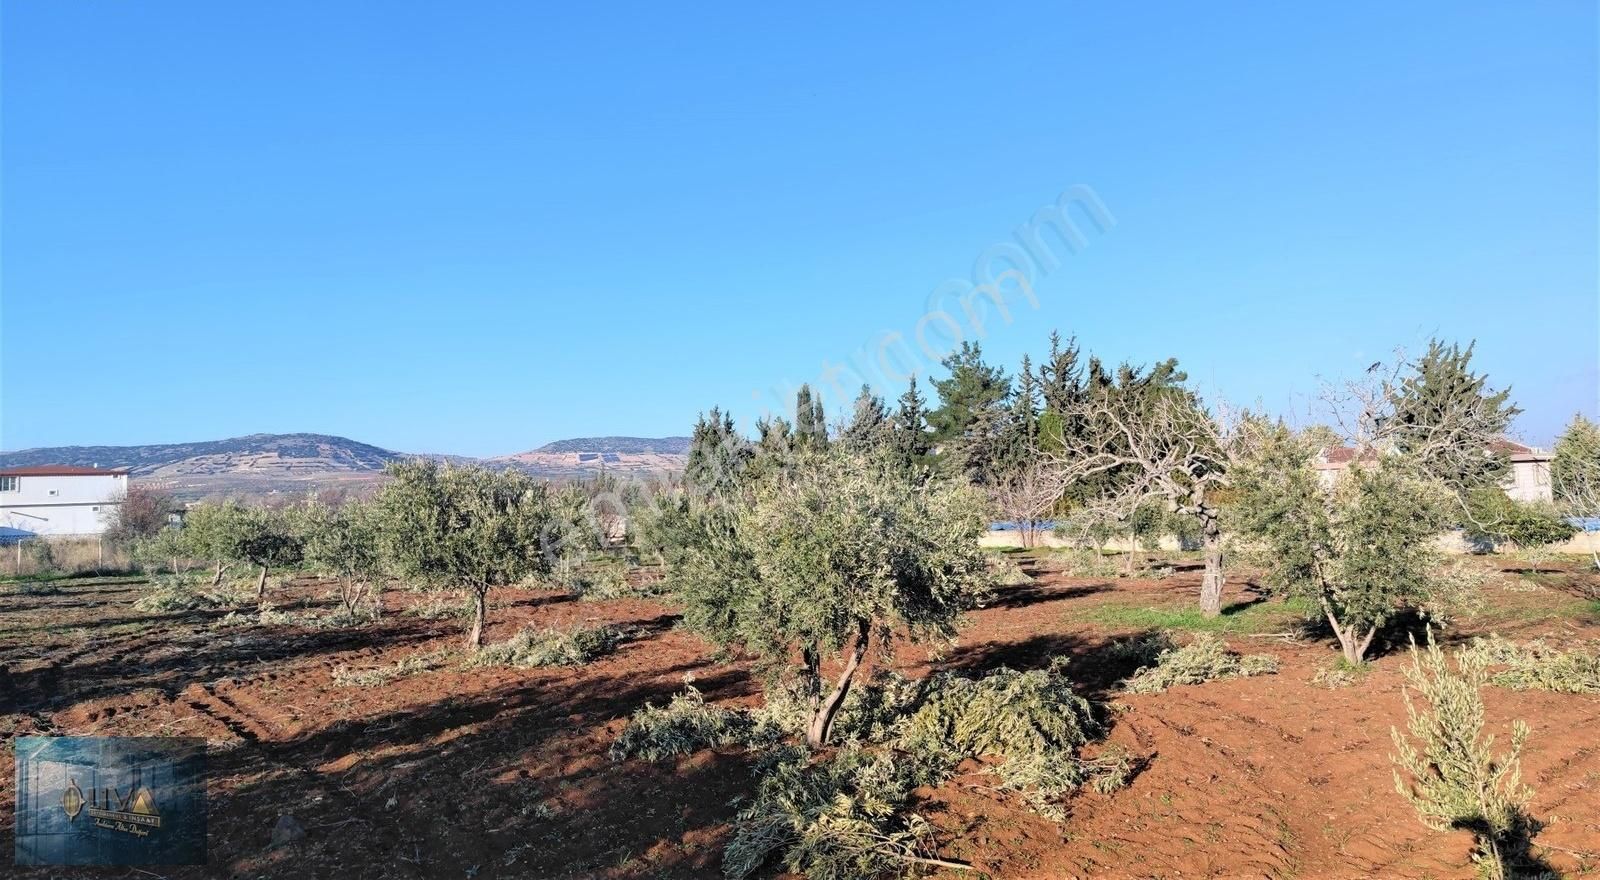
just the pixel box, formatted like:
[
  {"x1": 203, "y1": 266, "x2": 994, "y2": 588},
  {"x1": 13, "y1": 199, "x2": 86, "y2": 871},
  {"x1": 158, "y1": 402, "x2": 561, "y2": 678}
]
[
  {"x1": 48, "y1": 489, "x2": 59, "y2": 497},
  {"x1": 0, "y1": 476, "x2": 16, "y2": 492},
  {"x1": 92, "y1": 506, "x2": 101, "y2": 512}
]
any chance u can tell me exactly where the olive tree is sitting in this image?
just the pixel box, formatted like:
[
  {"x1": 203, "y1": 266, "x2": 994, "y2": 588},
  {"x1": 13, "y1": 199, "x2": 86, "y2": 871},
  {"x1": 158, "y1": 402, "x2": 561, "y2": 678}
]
[
  {"x1": 1232, "y1": 423, "x2": 1453, "y2": 664},
  {"x1": 671, "y1": 450, "x2": 995, "y2": 747},
  {"x1": 372, "y1": 460, "x2": 558, "y2": 649},
  {"x1": 298, "y1": 498, "x2": 386, "y2": 618},
  {"x1": 180, "y1": 501, "x2": 302, "y2": 596},
  {"x1": 176, "y1": 502, "x2": 240, "y2": 586}
]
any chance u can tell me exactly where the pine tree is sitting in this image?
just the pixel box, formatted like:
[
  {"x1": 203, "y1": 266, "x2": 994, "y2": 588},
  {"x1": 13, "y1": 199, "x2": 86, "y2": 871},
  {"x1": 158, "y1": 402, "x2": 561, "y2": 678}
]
[
  {"x1": 1386, "y1": 340, "x2": 1520, "y2": 495},
  {"x1": 1039, "y1": 331, "x2": 1085, "y2": 416},
  {"x1": 993, "y1": 354, "x2": 1041, "y2": 479},
  {"x1": 685, "y1": 407, "x2": 752, "y2": 498},
  {"x1": 839, "y1": 385, "x2": 894, "y2": 453},
  {"x1": 795, "y1": 385, "x2": 816, "y2": 444},
  {"x1": 928, "y1": 342, "x2": 1011, "y2": 481},
  {"x1": 1552, "y1": 413, "x2": 1600, "y2": 569},
  {"x1": 894, "y1": 377, "x2": 932, "y2": 472}
]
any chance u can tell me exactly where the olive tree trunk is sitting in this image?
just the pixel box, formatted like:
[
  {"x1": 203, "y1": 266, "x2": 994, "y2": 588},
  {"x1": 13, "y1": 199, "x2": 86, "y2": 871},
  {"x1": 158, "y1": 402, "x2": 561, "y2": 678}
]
[
  {"x1": 1199, "y1": 515, "x2": 1225, "y2": 617},
  {"x1": 211, "y1": 560, "x2": 229, "y2": 587},
  {"x1": 465, "y1": 587, "x2": 488, "y2": 649},
  {"x1": 256, "y1": 564, "x2": 269, "y2": 598},
  {"x1": 1324, "y1": 600, "x2": 1377, "y2": 665},
  {"x1": 806, "y1": 621, "x2": 870, "y2": 748}
]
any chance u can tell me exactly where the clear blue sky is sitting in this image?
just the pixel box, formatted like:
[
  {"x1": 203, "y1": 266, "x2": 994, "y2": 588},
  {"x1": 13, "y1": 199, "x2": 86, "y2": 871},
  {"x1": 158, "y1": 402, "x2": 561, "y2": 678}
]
[{"x1": 3, "y1": 2, "x2": 1595, "y2": 456}]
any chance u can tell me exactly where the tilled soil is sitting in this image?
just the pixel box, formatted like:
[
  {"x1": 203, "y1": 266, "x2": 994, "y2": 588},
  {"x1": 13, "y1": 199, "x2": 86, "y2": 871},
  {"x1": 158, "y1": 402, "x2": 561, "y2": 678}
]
[{"x1": 2, "y1": 560, "x2": 1598, "y2": 879}]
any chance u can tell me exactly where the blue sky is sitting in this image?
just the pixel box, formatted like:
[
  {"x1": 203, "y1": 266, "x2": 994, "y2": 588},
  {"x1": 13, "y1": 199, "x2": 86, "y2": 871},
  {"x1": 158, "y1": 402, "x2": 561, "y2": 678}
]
[{"x1": 3, "y1": 2, "x2": 1595, "y2": 456}]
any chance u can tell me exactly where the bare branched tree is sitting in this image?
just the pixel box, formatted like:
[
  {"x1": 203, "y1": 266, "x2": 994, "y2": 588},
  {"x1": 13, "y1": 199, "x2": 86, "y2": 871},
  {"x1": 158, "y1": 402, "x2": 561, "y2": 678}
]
[
  {"x1": 1045, "y1": 388, "x2": 1236, "y2": 615},
  {"x1": 988, "y1": 463, "x2": 1060, "y2": 550}
]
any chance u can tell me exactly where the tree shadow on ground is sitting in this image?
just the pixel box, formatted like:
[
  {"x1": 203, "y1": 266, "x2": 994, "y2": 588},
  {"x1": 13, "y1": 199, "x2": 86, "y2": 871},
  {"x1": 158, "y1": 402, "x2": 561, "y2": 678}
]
[
  {"x1": 1, "y1": 617, "x2": 448, "y2": 715},
  {"x1": 176, "y1": 657, "x2": 760, "y2": 879},
  {"x1": 937, "y1": 629, "x2": 1170, "y2": 700},
  {"x1": 984, "y1": 582, "x2": 1112, "y2": 611}
]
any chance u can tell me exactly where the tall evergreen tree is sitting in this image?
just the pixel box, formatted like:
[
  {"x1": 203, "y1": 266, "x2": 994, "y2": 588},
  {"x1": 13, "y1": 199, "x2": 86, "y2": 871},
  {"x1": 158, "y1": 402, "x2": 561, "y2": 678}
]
[
  {"x1": 1385, "y1": 340, "x2": 1520, "y2": 495},
  {"x1": 1039, "y1": 331, "x2": 1085, "y2": 416},
  {"x1": 928, "y1": 342, "x2": 1011, "y2": 481},
  {"x1": 994, "y1": 354, "x2": 1041, "y2": 478},
  {"x1": 685, "y1": 407, "x2": 752, "y2": 498},
  {"x1": 894, "y1": 377, "x2": 933, "y2": 472},
  {"x1": 793, "y1": 384, "x2": 829, "y2": 450},
  {"x1": 839, "y1": 384, "x2": 894, "y2": 452}
]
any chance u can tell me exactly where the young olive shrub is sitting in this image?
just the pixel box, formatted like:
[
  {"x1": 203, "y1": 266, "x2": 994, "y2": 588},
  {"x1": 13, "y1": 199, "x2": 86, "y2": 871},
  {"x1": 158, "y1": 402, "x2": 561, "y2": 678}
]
[{"x1": 1391, "y1": 635, "x2": 1539, "y2": 880}]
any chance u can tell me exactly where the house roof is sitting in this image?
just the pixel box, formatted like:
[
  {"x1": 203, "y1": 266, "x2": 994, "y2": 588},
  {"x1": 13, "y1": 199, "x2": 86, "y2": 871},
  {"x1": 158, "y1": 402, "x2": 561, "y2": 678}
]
[
  {"x1": 0, "y1": 465, "x2": 130, "y2": 477},
  {"x1": 1316, "y1": 438, "x2": 1549, "y2": 469},
  {"x1": 1490, "y1": 439, "x2": 1551, "y2": 463}
]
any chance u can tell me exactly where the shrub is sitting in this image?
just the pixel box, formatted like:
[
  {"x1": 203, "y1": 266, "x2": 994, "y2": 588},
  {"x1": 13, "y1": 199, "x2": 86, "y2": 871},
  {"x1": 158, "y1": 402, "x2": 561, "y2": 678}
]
[
  {"x1": 723, "y1": 746, "x2": 940, "y2": 880},
  {"x1": 104, "y1": 484, "x2": 177, "y2": 544},
  {"x1": 467, "y1": 624, "x2": 625, "y2": 668},
  {"x1": 1123, "y1": 633, "x2": 1279, "y2": 694},
  {"x1": 897, "y1": 663, "x2": 1125, "y2": 819},
  {"x1": 1460, "y1": 635, "x2": 1600, "y2": 695},
  {"x1": 1054, "y1": 547, "x2": 1120, "y2": 578},
  {"x1": 373, "y1": 461, "x2": 580, "y2": 649},
  {"x1": 1231, "y1": 424, "x2": 1460, "y2": 664},
  {"x1": 133, "y1": 588, "x2": 223, "y2": 613},
  {"x1": 1464, "y1": 489, "x2": 1578, "y2": 553},
  {"x1": 609, "y1": 686, "x2": 758, "y2": 761},
  {"x1": 22, "y1": 539, "x2": 58, "y2": 575},
  {"x1": 297, "y1": 498, "x2": 385, "y2": 620},
  {"x1": 1391, "y1": 635, "x2": 1538, "y2": 880}
]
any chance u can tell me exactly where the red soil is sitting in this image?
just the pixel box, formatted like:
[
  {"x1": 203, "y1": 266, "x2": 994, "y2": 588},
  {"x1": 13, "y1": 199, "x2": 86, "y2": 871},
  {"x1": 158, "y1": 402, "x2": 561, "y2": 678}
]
[{"x1": 2, "y1": 560, "x2": 1598, "y2": 879}]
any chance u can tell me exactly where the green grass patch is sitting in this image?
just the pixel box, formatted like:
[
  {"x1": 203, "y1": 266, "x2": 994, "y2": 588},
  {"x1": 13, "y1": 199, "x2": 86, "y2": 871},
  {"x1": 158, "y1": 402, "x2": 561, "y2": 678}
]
[{"x1": 1070, "y1": 595, "x2": 1315, "y2": 634}]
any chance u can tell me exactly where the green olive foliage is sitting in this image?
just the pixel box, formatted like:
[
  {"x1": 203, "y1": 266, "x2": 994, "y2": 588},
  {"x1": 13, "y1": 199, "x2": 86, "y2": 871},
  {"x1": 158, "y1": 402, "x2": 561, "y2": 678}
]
[
  {"x1": 1391, "y1": 635, "x2": 1537, "y2": 880},
  {"x1": 296, "y1": 498, "x2": 386, "y2": 618},
  {"x1": 371, "y1": 460, "x2": 570, "y2": 649},
  {"x1": 179, "y1": 501, "x2": 303, "y2": 597},
  {"x1": 1232, "y1": 423, "x2": 1455, "y2": 664},
  {"x1": 669, "y1": 450, "x2": 994, "y2": 746}
]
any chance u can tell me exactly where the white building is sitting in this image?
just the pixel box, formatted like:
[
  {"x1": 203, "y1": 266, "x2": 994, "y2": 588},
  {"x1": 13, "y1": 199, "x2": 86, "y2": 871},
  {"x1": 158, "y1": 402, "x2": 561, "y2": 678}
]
[
  {"x1": 1499, "y1": 442, "x2": 1554, "y2": 503},
  {"x1": 0, "y1": 466, "x2": 130, "y2": 538}
]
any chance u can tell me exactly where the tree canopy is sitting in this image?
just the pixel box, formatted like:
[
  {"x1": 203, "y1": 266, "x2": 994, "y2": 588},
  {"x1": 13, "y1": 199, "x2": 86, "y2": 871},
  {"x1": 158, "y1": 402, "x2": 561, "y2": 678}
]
[{"x1": 668, "y1": 449, "x2": 995, "y2": 746}]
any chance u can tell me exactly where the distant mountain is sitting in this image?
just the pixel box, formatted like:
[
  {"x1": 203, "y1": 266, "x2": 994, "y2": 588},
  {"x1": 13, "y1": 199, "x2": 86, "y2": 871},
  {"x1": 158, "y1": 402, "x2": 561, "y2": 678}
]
[
  {"x1": 493, "y1": 436, "x2": 689, "y2": 478},
  {"x1": 534, "y1": 436, "x2": 690, "y2": 455},
  {"x1": 0, "y1": 432, "x2": 687, "y2": 499},
  {"x1": 0, "y1": 433, "x2": 402, "y2": 475}
]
